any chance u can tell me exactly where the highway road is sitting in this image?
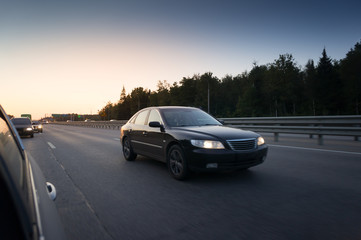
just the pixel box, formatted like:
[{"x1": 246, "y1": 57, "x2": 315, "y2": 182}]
[{"x1": 23, "y1": 124, "x2": 361, "y2": 240}]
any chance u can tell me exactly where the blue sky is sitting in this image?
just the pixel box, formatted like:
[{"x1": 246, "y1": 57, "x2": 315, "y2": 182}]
[{"x1": 1, "y1": 0, "x2": 360, "y2": 119}]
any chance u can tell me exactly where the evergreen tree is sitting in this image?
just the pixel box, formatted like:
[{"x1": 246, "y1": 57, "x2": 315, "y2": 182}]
[
  {"x1": 266, "y1": 54, "x2": 302, "y2": 116},
  {"x1": 315, "y1": 48, "x2": 342, "y2": 115},
  {"x1": 130, "y1": 87, "x2": 150, "y2": 115},
  {"x1": 236, "y1": 64, "x2": 267, "y2": 116},
  {"x1": 304, "y1": 60, "x2": 318, "y2": 115},
  {"x1": 316, "y1": 48, "x2": 336, "y2": 114},
  {"x1": 120, "y1": 86, "x2": 127, "y2": 103},
  {"x1": 340, "y1": 40, "x2": 361, "y2": 114}
]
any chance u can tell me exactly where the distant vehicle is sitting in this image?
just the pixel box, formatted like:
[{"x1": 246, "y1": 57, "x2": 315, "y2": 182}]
[
  {"x1": 84, "y1": 119, "x2": 92, "y2": 122},
  {"x1": 11, "y1": 117, "x2": 34, "y2": 138},
  {"x1": 21, "y1": 113, "x2": 32, "y2": 120},
  {"x1": 32, "y1": 120, "x2": 43, "y2": 133},
  {"x1": 120, "y1": 106, "x2": 268, "y2": 180},
  {"x1": 0, "y1": 105, "x2": 66, "y2": 240}
]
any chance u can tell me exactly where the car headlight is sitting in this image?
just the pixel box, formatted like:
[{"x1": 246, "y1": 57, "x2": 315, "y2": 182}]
[
  {"x1": 191, "y1": 140, "x2": 225, "y2": 149},
  {"x1": 257, "y1": 137, "x2": 265, "y2": 146},
  {"x1": 26, "y1": 127, "x2": 33, "y2": 131},
  {"x1": 38, "y1": 125, "x2": 42, "y2": 128}
]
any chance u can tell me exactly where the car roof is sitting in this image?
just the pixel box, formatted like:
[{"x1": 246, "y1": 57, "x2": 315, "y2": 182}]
[
  {"x1": 11, "y1": 117, "x2": 32, "y2": 124},
  {"x1": 143, "y1": 106, "x2": 200, "y2": 111},
  {"x1": 13, "y1": 117, "x2": 30, "y2": 119}
]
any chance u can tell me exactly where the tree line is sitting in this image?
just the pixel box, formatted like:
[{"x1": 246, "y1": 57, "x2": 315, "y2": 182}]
[{"x1": 99, "y1": 40, "x2": 361, "y2": 120}]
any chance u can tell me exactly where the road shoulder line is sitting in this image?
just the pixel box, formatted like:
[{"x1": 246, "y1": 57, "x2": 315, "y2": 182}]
[{"x1": 268, "y1": 144, "x2": 361, "y2": 156}]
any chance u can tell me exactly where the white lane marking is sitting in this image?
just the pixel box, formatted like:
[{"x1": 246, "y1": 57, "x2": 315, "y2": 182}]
[
  {"x1": 113, "y1": 138, "x2": 120, "y2": 141},
  {"x1": 47, "y1": 142, "x2": 56, "y2": 149},
  {"x1": 268, "y1": 144, "x2": 361, "y2": 156}
]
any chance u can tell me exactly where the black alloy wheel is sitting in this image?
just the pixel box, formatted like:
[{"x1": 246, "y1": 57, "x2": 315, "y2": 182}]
[
  {"x1": 123, "y1": 137, "x2": 136, "y2": 161},
  {"x1": 167, "y1": 145, "x2": 189, "y2": 180}
]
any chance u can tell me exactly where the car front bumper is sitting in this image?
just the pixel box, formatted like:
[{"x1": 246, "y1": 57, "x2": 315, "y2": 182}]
[
  {"x1": 186, "y1": 145, "x2": 268, "y2": 172},
  {"x1": 16, "y1": 127, "x2": 34, "y2": 136},
  {"x1": 33, "y1": 126, "x2": 43, "y2": 132}
]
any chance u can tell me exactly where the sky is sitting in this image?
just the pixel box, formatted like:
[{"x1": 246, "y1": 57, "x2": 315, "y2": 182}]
[{"x1": 1, "y1": 0, "x2": 360, "y2": 119}]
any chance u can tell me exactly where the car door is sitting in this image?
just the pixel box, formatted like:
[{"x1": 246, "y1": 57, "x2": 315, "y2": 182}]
[
  {"x1": 0, "y1": 105, "x2": 66, "y2": 240},
  {"x1": 129, "y1": 109, "x2": 149, "y2": 155},
  {"x1": 142, "y1": 109, "x2": 166, "y2": 161}
]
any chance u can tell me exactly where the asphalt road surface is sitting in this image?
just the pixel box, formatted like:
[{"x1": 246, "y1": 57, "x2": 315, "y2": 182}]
[{"x1": 23, "y1": 125, "x2": 361, "y2": 240}]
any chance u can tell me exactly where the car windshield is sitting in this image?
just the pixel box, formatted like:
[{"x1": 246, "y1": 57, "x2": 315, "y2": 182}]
[
  {"x1": 162, "y1": 108, "x2": 221, "y2": 127},
  {"x1": 12, "y1": 118, "x2": 31, "y2": 125}
]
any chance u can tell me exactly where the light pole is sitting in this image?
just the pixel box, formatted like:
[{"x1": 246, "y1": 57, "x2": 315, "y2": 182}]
[{"x1": 207, "y1": 80, "x2": 210, "y2": 113}]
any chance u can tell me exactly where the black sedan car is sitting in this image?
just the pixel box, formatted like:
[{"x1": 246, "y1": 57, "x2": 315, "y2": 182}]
[
  {"x1": 11, "y1": 117, "x2": 34, "y2": 138},
  {"x1": 120, "y1": 106, "x2": 268, "y2": 180},
  {"x1": 0, "y1": 105, "x2": 66, "y2": 239}
]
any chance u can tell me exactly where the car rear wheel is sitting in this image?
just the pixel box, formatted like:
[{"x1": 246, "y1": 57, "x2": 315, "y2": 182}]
[
  {"x1": 167, "y1": 145, "x2": 189, "y2": 180},
  {"x1": 122, "y1": 137, "x2": 136, "y2": 161}
]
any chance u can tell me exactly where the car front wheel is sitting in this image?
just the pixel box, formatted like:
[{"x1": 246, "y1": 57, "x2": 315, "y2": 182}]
[
  {"x1": 122, "y1": 137, "x2": 136, "y2": 161},
  {"x1": 167, "y1": 145, "x2": 189, "y2": 180}
]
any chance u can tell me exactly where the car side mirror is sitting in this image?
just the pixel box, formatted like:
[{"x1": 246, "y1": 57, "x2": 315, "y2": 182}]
[
  {"x1": 149, "y1": 121, "x2": 165, "y2": 132},
  {"x1": 149, "y1": 121, "x2": 162, "y2": 128}
]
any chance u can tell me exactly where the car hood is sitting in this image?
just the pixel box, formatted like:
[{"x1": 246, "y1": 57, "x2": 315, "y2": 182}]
[{"x1": 173, "y1": 125, "x2": 260, "y2": 140}]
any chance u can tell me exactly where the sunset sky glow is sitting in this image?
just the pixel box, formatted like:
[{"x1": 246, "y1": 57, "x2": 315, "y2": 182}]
[{"x1": 1, "y1": 0, "x2": 360, "y2": 119}]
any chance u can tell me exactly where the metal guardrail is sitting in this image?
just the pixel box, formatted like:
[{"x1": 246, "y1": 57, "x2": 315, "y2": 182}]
[
  {"x1": 219, "y1": 115, "x2": 361, "y2": 145},
  {"x1": 52, "y1": 120, "x2": 127, "y2": 130},
  {"x1": 52, "y1": 115, "x2": 361, "y2": 145}
]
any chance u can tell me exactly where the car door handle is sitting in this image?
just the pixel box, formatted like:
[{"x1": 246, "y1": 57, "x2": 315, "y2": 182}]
[{"x1": 142, "y1": 131, "x2": 147, "y2": 136}]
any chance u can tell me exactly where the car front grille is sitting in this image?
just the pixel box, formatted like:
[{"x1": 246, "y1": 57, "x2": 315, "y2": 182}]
[{"x1": 227, "y1": 138, "x2": 256, "y2": 151}]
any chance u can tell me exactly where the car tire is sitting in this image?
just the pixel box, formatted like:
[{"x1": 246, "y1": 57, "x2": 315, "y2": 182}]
[
  {"x1": 122, "y1": 137, "x2": 136, "y2": 161},
  {"x1": 31, "y1": 134, "x2": 34, "y2": 138},
  {"x1": 167, "y1": 145, "x2": 189, "y2": 180}
]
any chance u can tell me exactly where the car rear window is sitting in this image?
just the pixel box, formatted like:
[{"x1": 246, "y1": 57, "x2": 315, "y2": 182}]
[
  {"x1": 11, "y1": 118, "x2": 31, "y2": 125},
  {"x1": 134, "y1": 110, "x2": 149, "y2": 125}
]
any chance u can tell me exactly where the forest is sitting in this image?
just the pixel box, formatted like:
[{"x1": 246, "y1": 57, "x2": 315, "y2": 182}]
[{"x1": 99, "y1": 40, "x2": 361, "y2": 120}]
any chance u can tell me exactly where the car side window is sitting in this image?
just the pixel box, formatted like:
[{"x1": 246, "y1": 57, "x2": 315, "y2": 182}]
[
  {"x1": 0, "y1": 115, "x2": 23, "y2": 187},
  {"x1": 0, "y1": 110, "x2": 28, "y2": 239},
  {"x1": 148, "y1": 110, "x2": 162, "y2": 124},
  {"x1": 134, "y1": 110, "x2": 149, "y2": 125}
]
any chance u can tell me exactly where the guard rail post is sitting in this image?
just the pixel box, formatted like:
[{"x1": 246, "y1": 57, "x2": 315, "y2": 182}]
[
  {"x1": 274, "y1": 132, "x2": 279, "y2": 142},
  {"x1": 355, "y1": 125, "x2": 360, "y2": 141},
  {"x1": 318, "y1": 135, "x2": 323, "y2": 145}
]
